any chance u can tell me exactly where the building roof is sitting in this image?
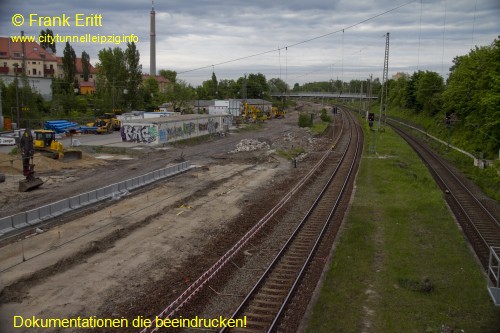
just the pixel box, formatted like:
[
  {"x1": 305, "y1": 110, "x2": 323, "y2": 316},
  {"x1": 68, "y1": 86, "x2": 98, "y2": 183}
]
[
  {"x1": 79, "y1": 81, "x2": 95, "y2": 87},
  {"x1": 0, "y1": 37, "x2": 57, "y2": 62},
  {"x1": 56, "y1": 56, "x2": 98, "y2": 74},
  {"x1": 123, "y1": 113, "x2": 227, "y2": 124}
]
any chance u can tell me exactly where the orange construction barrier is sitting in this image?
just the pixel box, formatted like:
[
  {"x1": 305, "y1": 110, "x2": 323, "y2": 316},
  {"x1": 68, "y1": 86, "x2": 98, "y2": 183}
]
[{"x1": 4, "y1": 117, "x2": 12, "y2": 130}]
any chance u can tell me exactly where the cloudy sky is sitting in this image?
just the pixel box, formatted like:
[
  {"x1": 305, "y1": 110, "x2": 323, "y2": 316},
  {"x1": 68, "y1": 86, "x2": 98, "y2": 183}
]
[{"x1": 1, "y1": 0, "x2": 499, "y2": 86}]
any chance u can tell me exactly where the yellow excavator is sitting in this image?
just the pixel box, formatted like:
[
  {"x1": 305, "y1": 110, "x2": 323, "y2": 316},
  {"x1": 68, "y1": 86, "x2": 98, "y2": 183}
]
[
  {"x1": 243, "y1": 103, "x2": 270, "y2": 122},
  {"x1": 87, "y1": 113, "x2": 121, "y2": 134},
  {"x1": 33, "y1": 130, "x2": 82, "y2": 161},
  {"x1": 272, "y1": 106, "x2": 286, "y2": 118}
]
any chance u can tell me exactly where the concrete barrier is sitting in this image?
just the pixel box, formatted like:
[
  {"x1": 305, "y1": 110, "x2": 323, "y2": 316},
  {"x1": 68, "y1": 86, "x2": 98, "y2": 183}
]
[
  {"x1": 12, "y1": 212, "x2": 29, "y2": 229},
  {"x1": 26, "y1": 208, "x2": 42, "y2": 225},
  {"x1": 38, "y1": 205, "x2": 52, "y2": 221},
  {"x1": 0, "y1": 216, "x2": 15, "y2": 235},
  {"x1": 70, "y1": 195, "x2": 83, "y2": 209},
  {"x1": 0, "y1": 161, "x2": 191, "y2": 236}
]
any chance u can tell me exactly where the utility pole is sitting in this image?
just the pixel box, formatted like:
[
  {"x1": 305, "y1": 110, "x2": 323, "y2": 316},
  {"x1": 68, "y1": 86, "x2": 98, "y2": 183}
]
[
  {"x1": 0, "y1": 83, "x2": 3, "y2": 129},
  {"x1": 359, "y1": 81, "x2": 363, "y2": 115},
  {"x1": 378, "y1": 32, "x2": 389, "y2": 129},
  {"x1": 242, "y1": 74, "x2": 247, "y2": 103},
  {"x1": 13, "y1": 63, "x2": 20, "y2": 129}
]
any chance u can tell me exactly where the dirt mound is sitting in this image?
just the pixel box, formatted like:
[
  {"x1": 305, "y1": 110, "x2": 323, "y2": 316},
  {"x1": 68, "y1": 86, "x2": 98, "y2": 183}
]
[{"x1": 0, "y1": 151, "x2": 107, "y2": 174}]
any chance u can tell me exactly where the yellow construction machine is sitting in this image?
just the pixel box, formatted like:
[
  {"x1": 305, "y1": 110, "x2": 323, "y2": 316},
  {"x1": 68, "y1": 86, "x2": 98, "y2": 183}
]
[
  {"x1": 272, "y1": 106, "x2": 286, "y2": 118},
  {"x1": 33, "y1": 130, "x2": 82, "y2": 161},
  {"x1": 87, "y1": 113, "x2": 121, "y2": 134},
  {"x1": 243, "y1": 103, "x2": 270, "y2": 122}
]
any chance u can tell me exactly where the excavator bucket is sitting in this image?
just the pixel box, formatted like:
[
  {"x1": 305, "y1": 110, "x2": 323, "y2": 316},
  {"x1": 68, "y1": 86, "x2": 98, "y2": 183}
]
[
  {"x1": 61, "y1": 150, "x2": 83, "y2": 162},
  {"x1": 19, "y1": 177, "x2": 44, "y2": 192}
]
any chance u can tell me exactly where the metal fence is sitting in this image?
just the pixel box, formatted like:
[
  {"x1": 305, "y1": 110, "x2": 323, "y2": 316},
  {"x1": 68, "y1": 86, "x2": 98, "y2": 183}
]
[
  {"x1": 488, "y1": 246, "x2": 500, "y2": 306},
  {"x1": 0, "y1": 161, "x2": 191, "y2": 236}
]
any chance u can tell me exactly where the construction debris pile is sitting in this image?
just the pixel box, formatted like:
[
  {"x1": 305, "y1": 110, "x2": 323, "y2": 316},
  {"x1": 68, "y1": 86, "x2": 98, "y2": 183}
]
[{"x1": 229, "y1": 139, "x2": 270, "y2": 153}]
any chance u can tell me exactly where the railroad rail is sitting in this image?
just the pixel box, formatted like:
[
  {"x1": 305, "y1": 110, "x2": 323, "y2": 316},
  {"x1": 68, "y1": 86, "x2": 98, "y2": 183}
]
[
  {"x1": 390, "y1": 124, "x2": 500, "y2": 269},
  {"x1": 215, "y1": 109, "x2": 361, "y2": 332},
  {"x1": 139, "y1": 108, "x2": 361, "y2": 332}
]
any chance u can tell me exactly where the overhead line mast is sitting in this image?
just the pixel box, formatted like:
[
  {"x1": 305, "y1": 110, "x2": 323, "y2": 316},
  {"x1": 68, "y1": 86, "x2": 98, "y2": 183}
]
[{"x1": 379, "y1": 32, "x2": 389, "y2": 129}]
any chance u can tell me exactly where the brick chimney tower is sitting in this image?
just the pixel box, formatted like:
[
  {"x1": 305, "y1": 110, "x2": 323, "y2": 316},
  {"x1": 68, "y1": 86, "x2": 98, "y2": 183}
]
[{"x1": 150, "y1": 1, "x2": 156, "y2": 76}]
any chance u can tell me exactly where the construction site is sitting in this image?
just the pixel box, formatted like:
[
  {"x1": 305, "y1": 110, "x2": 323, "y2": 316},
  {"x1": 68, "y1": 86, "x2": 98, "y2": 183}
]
[{"x1": 0, "y1": 103, "x2": 342, "y2": 332}]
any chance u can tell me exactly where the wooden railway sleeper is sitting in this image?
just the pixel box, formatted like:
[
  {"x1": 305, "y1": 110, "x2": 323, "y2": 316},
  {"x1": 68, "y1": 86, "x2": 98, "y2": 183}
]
[
  {"x1": 241, "y1": 321, "x2": 270, "y2": 330},
  {"x1": 245, "y1": 312, "x2": 276, "y2": 320},
  {"x1": 255, "y1": 292, "x2": 284, "y2": 300},
  {"x1": 266, "y1": 276, "x2": 295, "y2": 283},
  {"x1": 273, "y1": 266, "x2": 300, "y2": 274},
  {"x1": 252, "y1": 298, "x2": 283, "y2": 306},
  {"x1": 248, "y1": 304, "x2": 279, "y2": 312},
  {"x1": 259, "y1": 286, "x2": 289, "y2": 294},
  {"x1": 231, "y1": 327, "x2": 266, "y2": 333},
  {"x1": 278, "y1": 262, "x2": 303, "y2": 268},
  {"x1": 264, "y1": 282, "x2": 289, "y2": 289}
]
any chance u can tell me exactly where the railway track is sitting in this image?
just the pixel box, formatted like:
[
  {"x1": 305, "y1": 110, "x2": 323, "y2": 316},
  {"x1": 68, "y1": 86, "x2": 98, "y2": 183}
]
[
  {"x1": 390, "y1": 124, "x2": 500, "y2": 269},
  {"x1": 139, "y1": 108, "x2": 362, "y2": 333},
  {"x1": 216, "y1": 109, "x2": 361, "y2": 333}
]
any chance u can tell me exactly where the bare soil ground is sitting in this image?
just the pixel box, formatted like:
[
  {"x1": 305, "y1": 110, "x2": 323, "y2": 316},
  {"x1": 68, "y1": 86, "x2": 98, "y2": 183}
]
[{"x1": 0, "y1": 104, "x2": 331, "y2": 333}]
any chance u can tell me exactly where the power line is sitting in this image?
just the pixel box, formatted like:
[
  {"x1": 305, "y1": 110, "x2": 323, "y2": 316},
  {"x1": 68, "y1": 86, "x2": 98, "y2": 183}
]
[{"x1": 177, "y1": 0, "x2": 417, "y2": 75}]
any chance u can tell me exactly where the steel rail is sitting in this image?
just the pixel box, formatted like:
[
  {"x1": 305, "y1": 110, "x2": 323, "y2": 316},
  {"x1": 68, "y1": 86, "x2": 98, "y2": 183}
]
[
  {"x1": 220, "y1": 109, "x2": 361, "y2": 333},
  {"x1": 391, "y1": 123, "x2": 500, "y2": 267},
  {"x1": 139, "y1": 112, "x2": 347, "y2": 333}
]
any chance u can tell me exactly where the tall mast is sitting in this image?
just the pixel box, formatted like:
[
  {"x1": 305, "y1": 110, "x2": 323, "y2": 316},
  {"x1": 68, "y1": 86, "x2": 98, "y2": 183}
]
[
  {"x1": 150, "y1": 1, "x2": 156, "y2": 76},
  {"x1": 379, "y1": 32, "x2": 389, "y2": 128}
]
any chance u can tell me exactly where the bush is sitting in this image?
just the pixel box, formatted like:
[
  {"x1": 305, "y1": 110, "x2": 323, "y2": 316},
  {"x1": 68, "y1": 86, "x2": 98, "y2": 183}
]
[
  {"x1": 299, "y1": 113, "x2": 313, "y2": 127},
  {"x1": 320, "y1": 108, "x2": 331, "y2": 122}
]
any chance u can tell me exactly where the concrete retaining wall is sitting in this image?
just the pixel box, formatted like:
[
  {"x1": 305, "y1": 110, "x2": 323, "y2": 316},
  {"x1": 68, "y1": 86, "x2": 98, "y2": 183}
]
[
  {"x1": 120, "y1": 114, "x2": 232, "y2": 144},
  {"x1": 0, "y1": 161, "x2": 191, "y2": 236}
]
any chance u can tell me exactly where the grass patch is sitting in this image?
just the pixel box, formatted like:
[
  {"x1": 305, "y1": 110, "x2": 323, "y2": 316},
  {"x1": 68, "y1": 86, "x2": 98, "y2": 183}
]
[
  {"x1": 9, "y1": 146, "x2": 19, "y2": 155},
  {"x1": 310, "y1": 121, "x2": 329, "y2": 135},
  {"x1": 276, "y1": 147, "x2": 305, "y2": 160},
  {"x1": 306, "y1": 121, "x2": 500, "y2": 333},
  {"x1": 388, "y1": 106, "x2": 500, "y2": 202},
  {"x1": 232, "y1": 122, "x2": 263, "y2": 133},
  {"x1": 398, "y1": 126, "x2": 500, "y2": 203},
  {"x1": 170, "y1": 134, "x2": 215, "y2": 146}
]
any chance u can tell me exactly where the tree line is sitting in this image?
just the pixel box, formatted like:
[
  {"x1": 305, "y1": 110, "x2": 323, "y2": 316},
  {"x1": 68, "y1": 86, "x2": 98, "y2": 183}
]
[
  {"x1": 386, "y1": 37, "x2": 499, "y2": 158},
  {"x1": 1, "y1": 33, "x2": 498, "y2": 158}
]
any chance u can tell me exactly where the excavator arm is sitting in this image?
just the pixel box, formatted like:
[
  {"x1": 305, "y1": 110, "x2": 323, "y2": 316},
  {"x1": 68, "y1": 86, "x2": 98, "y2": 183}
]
[{"x1": 19, "y1": 129, "x2": 43, "y2": 192}]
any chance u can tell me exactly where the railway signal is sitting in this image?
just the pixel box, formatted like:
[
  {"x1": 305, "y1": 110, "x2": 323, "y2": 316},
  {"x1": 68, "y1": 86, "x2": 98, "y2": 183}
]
[{"x1": 368, "y1": 113, "x2": 375, "y2": 128}]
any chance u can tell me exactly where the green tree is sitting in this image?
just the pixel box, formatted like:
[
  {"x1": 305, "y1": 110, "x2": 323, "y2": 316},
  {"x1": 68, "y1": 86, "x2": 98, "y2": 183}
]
[
  {"x1": 39, "y1": 29, "x2": 56, "y2": 53},
  {"x1": 415, "y1": 71, "x2": 444, "y2": 115},
  {"x1": 124, "y1": 42, "x2": 142, "y2": 110},
  {"x1": 159, "y1": 69, "x2": 177, "y2": 84},
  {"x1": 443, "y1": 37, "x2": 500, "y2": 157},
  {"x1": 62, "y1": 42, "x2": 77, "y2": 91},
  {"x1": 216, "y1": 79, "x2": 238, "y2": 99},
  {"x1": 268, "y1": 78, "x2": 289, "y2": 93},
  {"x1": 211, "y1": 71, "x2": 218, "y2": 98},
  {"x1": 388, "y1": 76, "x2": 409, "y2": 108},
  {"x1": 166, "y1": 80, "x2": 194, "y2": 112},
  {"x1": 404, "y1": 71, "x2": 422, "y2": 111},
  {"x1": 96, "y1": 47, "x2": 127, "y2": 112},
  {"x1": 246, "y1": 73, "x2": 268, "y2": 98},
  {"x1": 140, "y1": 76, "x2": 160, "y2": 109},
  {"x1": 197, "y1": 79, "x2": 217, "y2": 100},
  {"x1": 81, "y1": 51, "x2": 90, "y2": 82}
]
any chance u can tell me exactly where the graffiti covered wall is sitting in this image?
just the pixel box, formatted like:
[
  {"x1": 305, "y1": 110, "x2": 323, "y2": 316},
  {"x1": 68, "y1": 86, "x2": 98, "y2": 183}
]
[{"x1": 121, "y1": 115, "x2": 232, "y2": 144}]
